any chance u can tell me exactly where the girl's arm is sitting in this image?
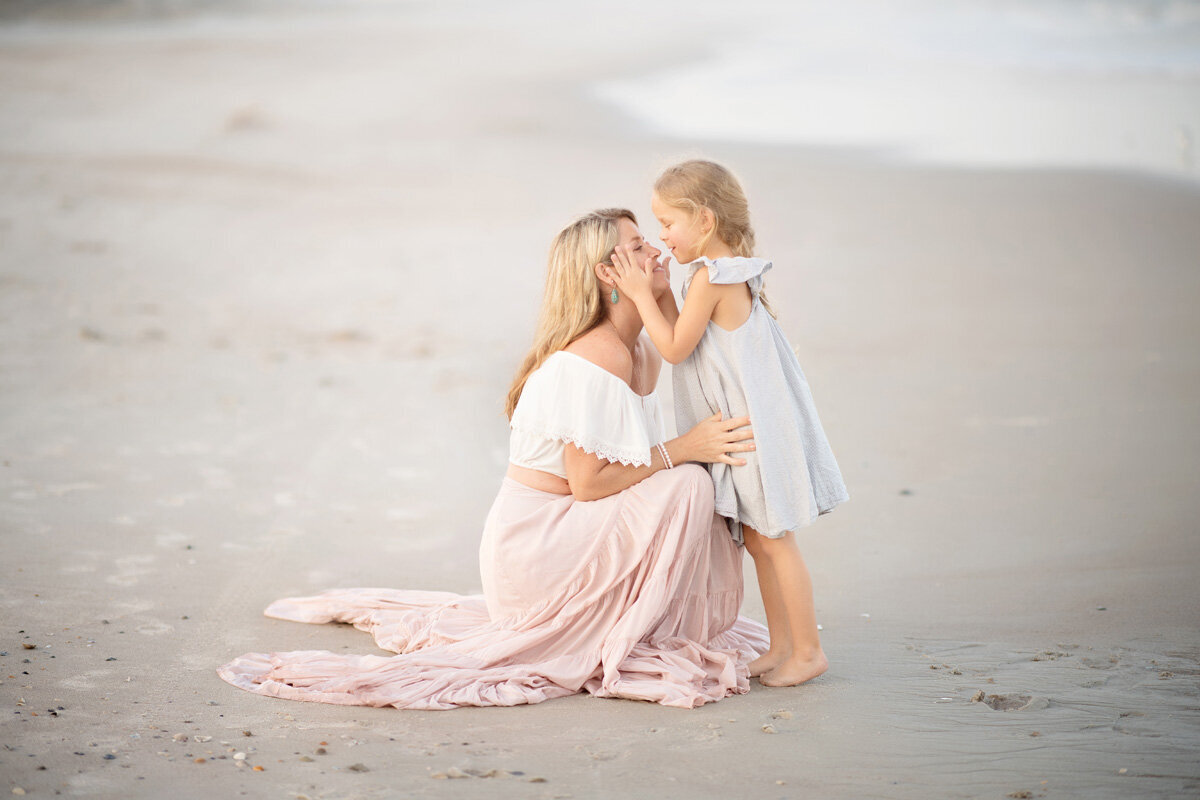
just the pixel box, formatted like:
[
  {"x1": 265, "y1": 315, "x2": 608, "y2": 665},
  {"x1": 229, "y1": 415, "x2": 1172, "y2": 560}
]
[
  {"x1": 607, "y1": 245, "x2": 723, "y2": 364},
  {"x1": 656, "y1": 275, "x2": 681, "y2": 328}
]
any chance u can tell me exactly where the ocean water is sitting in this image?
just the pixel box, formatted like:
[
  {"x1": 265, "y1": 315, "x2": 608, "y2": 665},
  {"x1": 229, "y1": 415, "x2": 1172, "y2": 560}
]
[{"x1": 596, "y1": 0, "x2": 1200, "y2": 181}]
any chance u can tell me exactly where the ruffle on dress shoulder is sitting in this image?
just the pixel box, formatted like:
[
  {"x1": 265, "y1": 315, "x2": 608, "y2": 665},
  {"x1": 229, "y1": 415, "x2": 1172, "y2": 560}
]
[
  {"x1": 510, "y1": 351, "x2": 655, "y2": 467},
  {"x1": 682, "y1": 256, "x2": 772, "y2": 298}
]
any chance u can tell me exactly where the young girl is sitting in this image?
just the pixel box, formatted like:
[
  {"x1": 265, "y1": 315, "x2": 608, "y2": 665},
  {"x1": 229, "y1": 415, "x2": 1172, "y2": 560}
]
[{"x1": 605, "y1": 160, "x2": 848, "y2": 687}]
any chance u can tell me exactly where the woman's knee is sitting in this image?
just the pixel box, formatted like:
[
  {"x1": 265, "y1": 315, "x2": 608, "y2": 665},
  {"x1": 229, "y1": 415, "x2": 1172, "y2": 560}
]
[
  {"x1": 665, "y1": 464, "x2": 714, "y2": 515},
  {"x1": 674, "y1": 463, "x2": 711, "y2": 489}
]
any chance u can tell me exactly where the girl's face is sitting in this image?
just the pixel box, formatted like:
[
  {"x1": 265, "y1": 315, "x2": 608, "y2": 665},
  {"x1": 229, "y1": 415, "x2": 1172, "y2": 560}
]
[
  {"x1": 613, "y1": 217, "x2": 670, "y2": 298},
  {"x1": 651, "y1": 192, "x2": 707, "y2": 264}
]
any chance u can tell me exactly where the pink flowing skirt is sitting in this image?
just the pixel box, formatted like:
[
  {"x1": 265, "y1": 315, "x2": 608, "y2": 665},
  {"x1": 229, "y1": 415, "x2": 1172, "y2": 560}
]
[{"x1": 217, "y1": 465, "x2": 769, "y2": 709}]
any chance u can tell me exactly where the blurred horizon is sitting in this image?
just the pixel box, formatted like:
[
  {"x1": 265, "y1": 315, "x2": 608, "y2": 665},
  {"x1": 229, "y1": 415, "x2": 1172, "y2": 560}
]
[{"x1": 4, "y1": 0, "x2": 1199, "y2": 183}]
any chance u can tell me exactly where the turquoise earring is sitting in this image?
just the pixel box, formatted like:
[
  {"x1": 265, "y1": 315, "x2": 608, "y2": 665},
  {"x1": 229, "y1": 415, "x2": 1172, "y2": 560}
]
[{"x1": 610, "y1": 287, "x2": 619, "y2": 304}]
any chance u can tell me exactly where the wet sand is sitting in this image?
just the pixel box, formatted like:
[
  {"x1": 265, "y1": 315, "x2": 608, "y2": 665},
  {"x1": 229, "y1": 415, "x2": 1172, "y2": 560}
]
[{"x1": 1, "y1": 3, "x2": 1198, "y2": 798}]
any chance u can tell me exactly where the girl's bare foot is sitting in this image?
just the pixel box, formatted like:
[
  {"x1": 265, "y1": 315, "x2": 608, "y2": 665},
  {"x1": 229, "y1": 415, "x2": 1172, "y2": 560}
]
[
  {"x1": 759, "y1": 649, "x2": 828, "y2": 687},
  {"x1": 748, "y1": 650, "x2": 788, "y2": 677}
]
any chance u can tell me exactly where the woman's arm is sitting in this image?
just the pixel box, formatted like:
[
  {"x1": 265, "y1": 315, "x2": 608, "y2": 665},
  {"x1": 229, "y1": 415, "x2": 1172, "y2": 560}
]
[
  {"x1": 561, "y1": 330, "x2": 752, "y2": 501},
  {"x1": 564, "y1": 413, "x2": 754, "y2": 502}
]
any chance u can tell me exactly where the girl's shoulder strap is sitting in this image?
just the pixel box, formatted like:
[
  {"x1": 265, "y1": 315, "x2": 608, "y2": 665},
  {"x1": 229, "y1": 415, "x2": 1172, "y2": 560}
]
[{"x1": 681, "y1": 256, "x2": 772, "y2": 298}]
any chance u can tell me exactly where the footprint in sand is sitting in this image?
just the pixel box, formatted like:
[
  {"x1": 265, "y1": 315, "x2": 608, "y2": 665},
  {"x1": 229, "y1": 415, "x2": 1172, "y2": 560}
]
[
  {"x1": 45, "y1": 482, "x2": 100, "y2": 496},
  {"x1": 106, "y1": 554, "x2": 156, "y2": 587},
  {"x1": 60, "y1": 669, "x2": 112, "y2": 690},
  {"x1": 1114, "y1": 710, "x2": 1163, "y2": 738},
  {"x1": 34, "y1": 438, "x2": 76, "y2": 457},
  {"x1": 157, "y1": 493, "x2": 199, "y2": 508},
  {"x1": 972, "y1": 692, "x2": 1050, "y2": 712},
  {"x1": 155, "y1": 531, "x2": 188, "y2": 548},
  {"x1": 577, "y1": 747, "x2": 626, "y2": 761},
  {"x1": 112, "y1": 600, "x2": 156, "y2": 615},
  {"x1": 199, "y1": 466, "x2": 233, "y2": 490}
]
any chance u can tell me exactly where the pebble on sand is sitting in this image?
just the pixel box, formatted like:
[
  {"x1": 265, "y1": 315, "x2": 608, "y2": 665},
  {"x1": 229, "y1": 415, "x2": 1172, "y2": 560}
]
[{"x1": 761, "y1": 725, "x2": 778, "y2": 734}]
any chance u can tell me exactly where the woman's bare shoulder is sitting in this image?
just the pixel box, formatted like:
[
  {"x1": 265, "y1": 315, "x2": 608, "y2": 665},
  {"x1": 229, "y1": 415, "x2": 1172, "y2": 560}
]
[
  {"x1": 631, "y1": 333, "x2": 662, "y2": 395},
  {"x1": 564, "y1": 327, "x2": 633, "y2": 384}
]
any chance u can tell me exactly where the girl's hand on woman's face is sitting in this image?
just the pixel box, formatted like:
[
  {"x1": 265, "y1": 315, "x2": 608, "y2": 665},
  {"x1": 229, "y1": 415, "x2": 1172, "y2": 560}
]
[{"x1": 606, "y1": 244, "x2": 656, "y2": 302}]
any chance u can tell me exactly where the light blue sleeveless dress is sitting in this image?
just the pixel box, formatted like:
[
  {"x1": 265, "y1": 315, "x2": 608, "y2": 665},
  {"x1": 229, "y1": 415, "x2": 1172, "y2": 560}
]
[{"x1": 673, "y1": 256, "x2": 849, "y2": 544}]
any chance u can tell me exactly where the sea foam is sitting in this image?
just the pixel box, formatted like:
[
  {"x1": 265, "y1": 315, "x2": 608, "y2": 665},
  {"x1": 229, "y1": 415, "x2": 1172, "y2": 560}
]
[{"x1": 596, "y1": 0, "x2": 1200, "y2": 181}]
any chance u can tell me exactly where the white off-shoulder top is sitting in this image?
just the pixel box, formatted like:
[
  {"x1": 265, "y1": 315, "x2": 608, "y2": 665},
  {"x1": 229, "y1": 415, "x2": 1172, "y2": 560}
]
[{"x1": 509, "y1": 351, "x2": 666, "y2": 479}]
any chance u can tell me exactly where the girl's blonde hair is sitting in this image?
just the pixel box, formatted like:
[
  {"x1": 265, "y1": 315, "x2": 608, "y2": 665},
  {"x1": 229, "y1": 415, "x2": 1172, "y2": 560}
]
[
  {"x1": 505, "y1": 208, "x2": 635, "y2": 419},
  {"x1": 655, "y1": 159, "x2": 775, "y2": 315}
]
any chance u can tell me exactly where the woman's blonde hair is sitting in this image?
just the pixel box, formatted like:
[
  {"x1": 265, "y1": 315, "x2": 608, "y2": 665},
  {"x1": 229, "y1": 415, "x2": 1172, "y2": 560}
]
[
  {"x1": 655, "y1": 159, "x2": 775, "y2": 315},
  {"x1": 505, "y1": 208, "x2": 635, "y2": 419}
]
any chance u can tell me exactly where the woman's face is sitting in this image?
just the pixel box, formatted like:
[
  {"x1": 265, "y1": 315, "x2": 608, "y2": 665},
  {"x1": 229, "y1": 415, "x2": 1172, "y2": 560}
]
[{"x1": 614, "y1": 217, "x2": 670, "y2": 298}]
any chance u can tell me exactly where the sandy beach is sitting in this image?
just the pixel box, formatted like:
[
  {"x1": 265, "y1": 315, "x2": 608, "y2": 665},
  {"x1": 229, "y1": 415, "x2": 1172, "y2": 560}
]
[{"x1": 1, "y1": 2, "x2": 1198, "y2": 798}]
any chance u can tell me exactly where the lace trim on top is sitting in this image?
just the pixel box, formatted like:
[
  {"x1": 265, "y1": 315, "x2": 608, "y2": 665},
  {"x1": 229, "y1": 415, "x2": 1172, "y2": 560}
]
[
  {"x1": 509, "y1": 351, "x2": 658, "y2": 470},
  {"x1": 514, "y1": 428, "x2": 651, "y2": 468}
]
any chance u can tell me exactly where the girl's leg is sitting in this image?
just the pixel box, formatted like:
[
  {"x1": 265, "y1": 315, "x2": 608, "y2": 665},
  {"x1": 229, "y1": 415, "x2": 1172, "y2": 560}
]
[
  {"x1": 753, "y1": 530, "x2": 828, "y2": 687},
  {"x1": 742, "y1": 525, "x2": 791, "y2": 676}
]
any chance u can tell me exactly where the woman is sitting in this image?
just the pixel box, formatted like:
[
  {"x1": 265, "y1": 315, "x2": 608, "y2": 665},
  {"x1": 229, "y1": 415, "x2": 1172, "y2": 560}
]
[{"x1": 218, "y1": 208, "x2": 768, "y2": 709}]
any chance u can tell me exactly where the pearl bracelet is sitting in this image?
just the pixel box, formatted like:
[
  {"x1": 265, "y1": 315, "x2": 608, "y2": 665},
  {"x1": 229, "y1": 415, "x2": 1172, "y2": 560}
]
[{"x1": 656, "y1": 441, "x2": 674, "y2": 470}]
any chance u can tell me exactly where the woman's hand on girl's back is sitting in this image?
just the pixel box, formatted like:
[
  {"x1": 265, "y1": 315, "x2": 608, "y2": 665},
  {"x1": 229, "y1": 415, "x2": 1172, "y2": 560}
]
[{"x1": 680, "y1": 413, "x2": 754, "y2": 466}]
